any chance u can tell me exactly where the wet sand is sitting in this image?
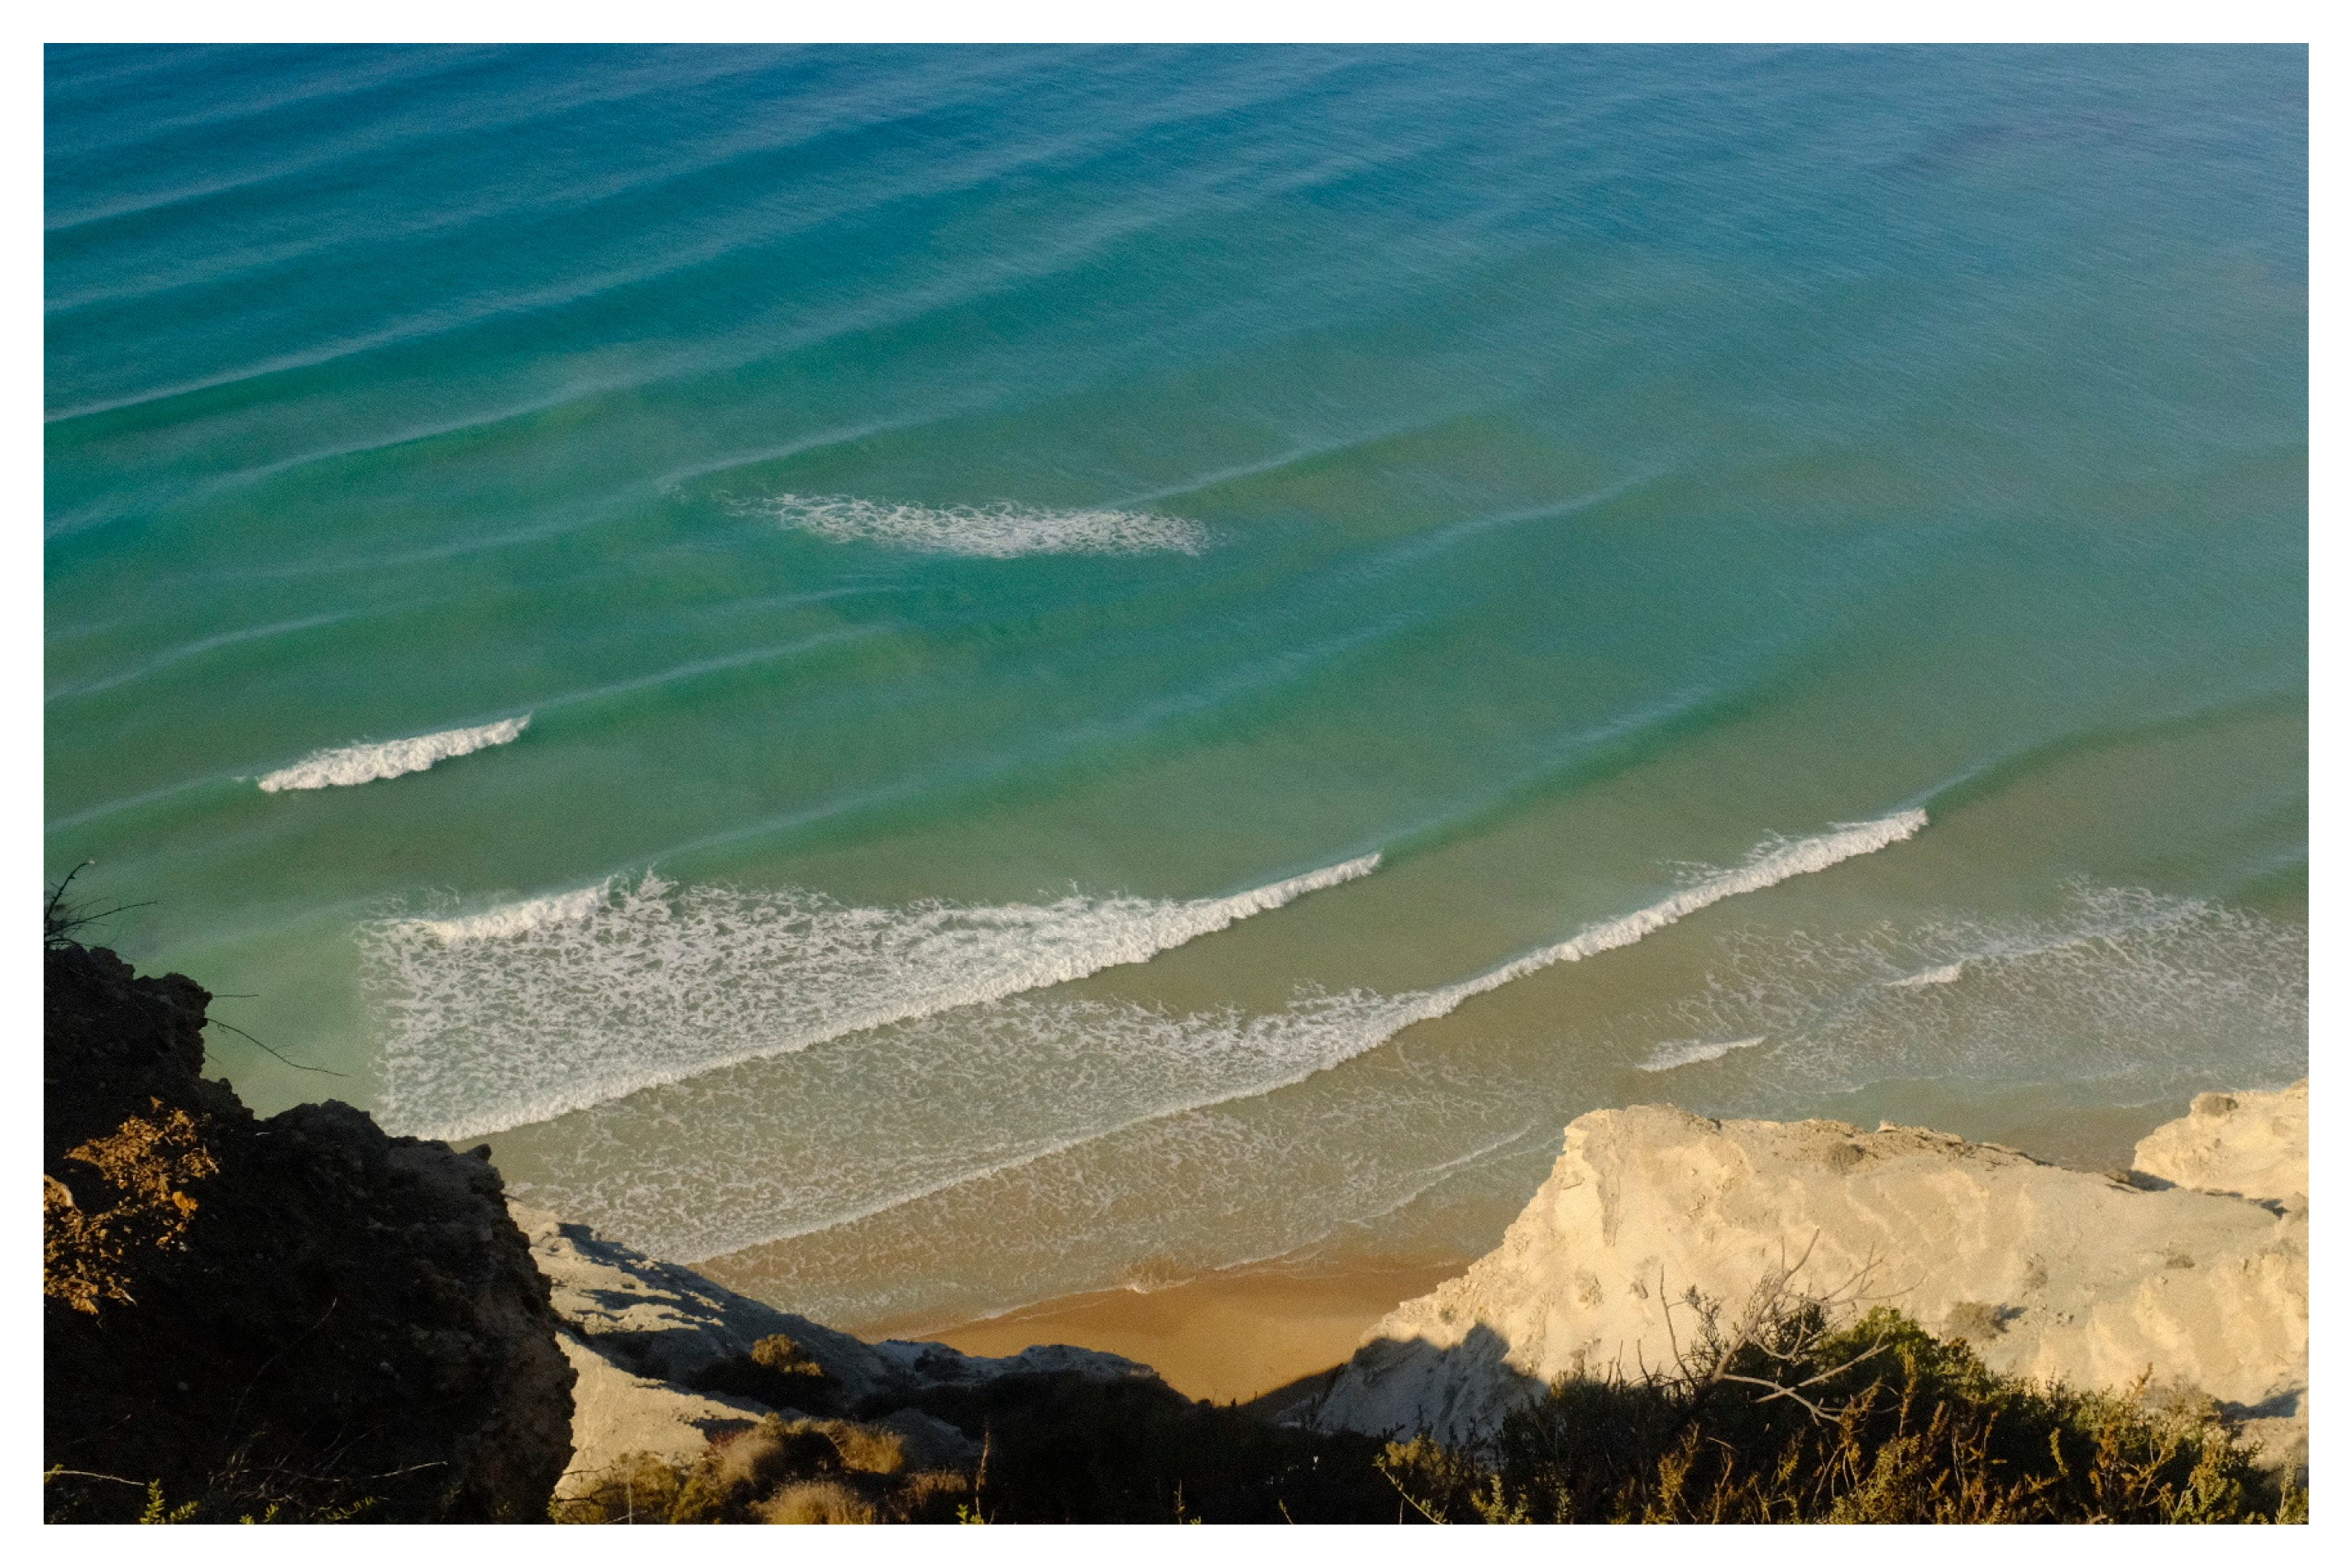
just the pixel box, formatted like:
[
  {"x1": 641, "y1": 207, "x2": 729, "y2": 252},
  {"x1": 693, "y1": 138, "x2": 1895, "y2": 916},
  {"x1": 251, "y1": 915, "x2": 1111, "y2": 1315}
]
[{"x1": 906, "y1": 1254, "x2": 1470, "y2": 1406}]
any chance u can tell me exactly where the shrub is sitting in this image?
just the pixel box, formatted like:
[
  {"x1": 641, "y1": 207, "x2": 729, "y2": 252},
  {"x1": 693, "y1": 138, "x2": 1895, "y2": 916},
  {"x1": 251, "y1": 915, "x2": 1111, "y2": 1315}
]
[
  {"x1": 552, "y1": 1415, "x2": 969, "y2": 1524},
  {"x1": 1379, "y1": 1305, "x2": 2304, "y2": 1524},
  {"x1": 690, "y1": 1334, "x2": 838, "y2": 1413},
  {"x1": 758, "y1": 1481, "x2": 877, "y2": 1524},
  {"x1": 44, "y1": 1102, "x2": 218, "y2": 1315}
]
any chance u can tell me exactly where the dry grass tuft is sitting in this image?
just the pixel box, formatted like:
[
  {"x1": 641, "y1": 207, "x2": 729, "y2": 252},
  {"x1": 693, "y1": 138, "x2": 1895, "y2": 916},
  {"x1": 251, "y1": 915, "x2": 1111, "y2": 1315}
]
[
  {"x1": 758, "y1": 1480, "x2": 877, "y2": 1524},
  {"x1": 552, "y1": 1414, "x2": 962, "y2": 1524},
  {"x1": 44, "y1": 1100, "x2": 218, "y2": 1314}
]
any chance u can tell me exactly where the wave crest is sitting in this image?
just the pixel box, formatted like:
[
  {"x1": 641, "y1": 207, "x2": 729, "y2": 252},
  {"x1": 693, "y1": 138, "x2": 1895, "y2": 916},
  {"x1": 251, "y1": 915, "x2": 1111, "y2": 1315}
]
[
  {"x1": 257, "y1": 715, "x2": 529, "y2": 791},
  {"x1": 488, "y1": 812, "x2": 1925, "y2": 1264},
  {"x1": 365, "y1": 854, "x2": 1379, "y2": 1140},
  {"x1": 762, "y1": 493, "x2": 1210, "y2": 557}
]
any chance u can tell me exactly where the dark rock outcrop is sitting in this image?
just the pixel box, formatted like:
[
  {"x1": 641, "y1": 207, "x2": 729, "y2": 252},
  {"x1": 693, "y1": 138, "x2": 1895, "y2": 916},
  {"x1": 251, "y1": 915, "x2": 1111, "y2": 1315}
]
[{"x1": 44, "y1": 943, "x2": 575, "y2": 1523}]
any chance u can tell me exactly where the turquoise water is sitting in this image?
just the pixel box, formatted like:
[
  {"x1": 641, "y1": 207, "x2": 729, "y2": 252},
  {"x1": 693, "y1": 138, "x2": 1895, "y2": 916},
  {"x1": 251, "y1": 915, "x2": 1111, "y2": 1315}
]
[{"x1": 47, "y1": 45, "x2": 2306, "y2": 1329}]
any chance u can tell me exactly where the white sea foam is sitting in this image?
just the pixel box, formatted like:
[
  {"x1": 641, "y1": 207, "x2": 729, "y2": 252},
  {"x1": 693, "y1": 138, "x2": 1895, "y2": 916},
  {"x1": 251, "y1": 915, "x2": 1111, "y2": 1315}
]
[
  {"x1": 366, "y1": 853, "x2": 1379, "y2": 1141},
  {"x1": 410, "y1": 880, "x2": 614, "y2": 944},
  {"x1": 257, "y1": 715, "x2": 530, "y2": 791},
  {"x1": 1605, "y1": 884, "x2": 2307, "y2": 1107},
  {"x1": 490, "y1": 812, "x2": 1928, "y2": 1264},
  {"x1": 1638, "y1": 1035, "x2": 1766, "y2": 1073},
  {"x1": 1428, "y1": 810, "x2": 1927, "y2": 1011},
  {"x1": 763, "y1": 493, "x2": 1210, "y2": 557}
]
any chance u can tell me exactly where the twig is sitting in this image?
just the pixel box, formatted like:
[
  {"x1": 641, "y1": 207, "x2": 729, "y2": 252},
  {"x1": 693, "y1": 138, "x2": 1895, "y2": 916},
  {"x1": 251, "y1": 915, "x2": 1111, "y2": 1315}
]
[
  {"x1": 1377, "y1": 1462, "x2": 1448, "y2": 1524},
  {"x1": 44, "y1": 1467, "x2": 147, "y2": 1489},
  {"x1": 45, "y1": 862, "x2": 93, "y2": 925},
  {"x1": 203, "y1": 1018, "x2": 347, "y2": 1077}
]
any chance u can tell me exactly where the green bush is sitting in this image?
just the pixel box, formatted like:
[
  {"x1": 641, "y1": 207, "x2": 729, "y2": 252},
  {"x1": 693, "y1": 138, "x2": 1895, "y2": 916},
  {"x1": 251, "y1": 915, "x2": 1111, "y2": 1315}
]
[{"x1": 1379, "y1": 1307, "x2": 2305, "y2": 1523}]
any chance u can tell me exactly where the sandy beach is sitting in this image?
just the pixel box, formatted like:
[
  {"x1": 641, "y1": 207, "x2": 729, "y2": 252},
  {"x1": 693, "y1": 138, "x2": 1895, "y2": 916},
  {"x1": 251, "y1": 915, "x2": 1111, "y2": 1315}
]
[{"x1": 904, "y1": 1253, "x2": 1469, "y2": 1406}]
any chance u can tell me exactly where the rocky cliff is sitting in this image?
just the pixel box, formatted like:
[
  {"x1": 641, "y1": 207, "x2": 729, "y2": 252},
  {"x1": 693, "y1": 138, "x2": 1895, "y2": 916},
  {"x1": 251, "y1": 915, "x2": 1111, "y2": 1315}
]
[
  {"x1": 44, "y1": 942, "x2": 576, "y2": 1523},
  {"x1": 513, "y1": 1202, "x2": 1167, "y2": 1497},
  {"x1": 1307, "y1": 1086, "x2": 2308, "y2": 1475}
]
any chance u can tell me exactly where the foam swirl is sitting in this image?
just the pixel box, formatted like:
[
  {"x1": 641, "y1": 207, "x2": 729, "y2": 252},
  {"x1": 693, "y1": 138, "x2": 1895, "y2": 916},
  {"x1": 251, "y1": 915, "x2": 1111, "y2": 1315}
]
[{"x1": 257, "y1": 715, "x2": 529, "y2": 791}]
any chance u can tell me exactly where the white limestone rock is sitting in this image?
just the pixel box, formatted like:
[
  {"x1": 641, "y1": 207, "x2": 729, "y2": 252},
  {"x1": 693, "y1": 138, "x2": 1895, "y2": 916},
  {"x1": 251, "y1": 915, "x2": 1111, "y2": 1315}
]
[
  {"x1": 554, "y1": 1333, "x2": 777, "y2": 1493},
  {"x1": 2134, "y1": 1080, "x2": 2307, "y2": 1208},
  {"x1": 1309, "y1": 1100, "x2": 2307, "y2": 1462}
]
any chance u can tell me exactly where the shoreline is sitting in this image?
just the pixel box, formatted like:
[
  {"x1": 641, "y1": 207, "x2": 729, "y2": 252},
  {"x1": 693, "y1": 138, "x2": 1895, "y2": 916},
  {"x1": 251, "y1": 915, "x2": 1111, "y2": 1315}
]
[{"x1": 804, "y1": 1095, "x2": 2254, "y2": 1409}]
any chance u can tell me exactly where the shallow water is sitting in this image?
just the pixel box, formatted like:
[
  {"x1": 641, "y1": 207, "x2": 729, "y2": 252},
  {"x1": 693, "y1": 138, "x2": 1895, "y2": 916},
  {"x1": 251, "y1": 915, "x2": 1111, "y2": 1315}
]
[{"x1": 46, "y1": 45, "x2": 2305, "y2": 1331}]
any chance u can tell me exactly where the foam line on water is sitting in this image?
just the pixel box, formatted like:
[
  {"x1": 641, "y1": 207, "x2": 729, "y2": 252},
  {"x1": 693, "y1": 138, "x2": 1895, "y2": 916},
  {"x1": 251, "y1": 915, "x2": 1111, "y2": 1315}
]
[
  {"x1": 764, "y1": 494, "x2": 1211, "y2": 557},
  {"x1": 256, "y1": 715, "x2": 530, "y2": 791},
  {"x1": 365, "y1": 853, "x2": 1381, "y2": 1141},
  {"x1": 853, "y1": 811, "x2": 1928, "y2": 1231},
  {"x1": 1638, "y1": 1035, "x2": 1766, "y2": 1073},
  {"x1": 1593, "y1": 884, "x2": 2308, "y2": 1111},
  {"x1": 511, "y1": 810, "x2": 1928, "y2": 1262},
  {"x1": 1437, "y1": 810, "x2": 1928, "y2": 1008}
]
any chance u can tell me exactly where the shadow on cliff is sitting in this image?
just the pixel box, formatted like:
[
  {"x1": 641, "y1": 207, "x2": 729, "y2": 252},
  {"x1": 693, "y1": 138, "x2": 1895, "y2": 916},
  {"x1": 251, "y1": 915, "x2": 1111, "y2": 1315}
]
[
  {"x1": 1251, "y1": 1324, "x2": 1546, "y2": 1441},
  {"x1": 1331, "y1": 1308, "x2": 2304, "y2": 1523},
  {"x1": 43, "y1": 940, "x2": 576, "y2": 1523}
]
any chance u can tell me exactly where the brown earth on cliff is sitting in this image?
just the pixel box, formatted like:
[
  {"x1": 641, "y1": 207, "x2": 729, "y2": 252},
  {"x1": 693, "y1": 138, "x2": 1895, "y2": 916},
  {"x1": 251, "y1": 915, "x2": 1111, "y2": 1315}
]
[{"x1": 43, "y1": 940, "x2": 576, "y2": 1523}]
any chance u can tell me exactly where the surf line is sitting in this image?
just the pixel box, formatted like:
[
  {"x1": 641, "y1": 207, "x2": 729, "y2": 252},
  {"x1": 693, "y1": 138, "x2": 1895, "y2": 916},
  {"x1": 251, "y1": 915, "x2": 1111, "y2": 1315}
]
[
  {"x1": 257, "y1": 715, "x2": 531, "y2": 792},
  {"x1": 696, "y1": 810, "x2": 1929, "y2": 1259},
  {"x1": 372, "y1": 851, "x2": 1385, "y2": 1143}
]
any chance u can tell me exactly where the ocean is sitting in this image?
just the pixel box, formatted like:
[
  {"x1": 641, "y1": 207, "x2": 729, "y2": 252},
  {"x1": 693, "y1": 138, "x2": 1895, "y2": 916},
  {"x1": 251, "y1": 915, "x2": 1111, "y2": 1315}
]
[{"x1": 45, "y1": 44, "x2": 2307, "y2": 1331}]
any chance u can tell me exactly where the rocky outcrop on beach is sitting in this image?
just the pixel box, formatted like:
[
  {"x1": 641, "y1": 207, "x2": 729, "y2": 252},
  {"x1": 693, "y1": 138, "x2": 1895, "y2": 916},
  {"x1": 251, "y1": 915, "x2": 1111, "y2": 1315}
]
[
  {"x1": 1307, "y1": 1087, "x2": 2309, "y2": 1474},
  {"x1": 2133, "y1": 1081, "x2": 2307, "y2": 1208},
  {"x1": 513, "y1": 1202, "x2": 1166, "y2": 1496},
  {"x1": 43, "y1": 942, "x2": 575, "y2": 1523}
]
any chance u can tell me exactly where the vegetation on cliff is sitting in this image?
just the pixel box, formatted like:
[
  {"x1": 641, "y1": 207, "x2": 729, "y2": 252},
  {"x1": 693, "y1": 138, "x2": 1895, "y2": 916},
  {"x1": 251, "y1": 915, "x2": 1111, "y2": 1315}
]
[
  {"x1": 42, "y1": 933, "x2": 575, "y2": 1523},
  {"x1": 1378, "y1": 1302, "x2": 2302, "y2": 1524},
  {"x1": 554, "y1": 1290, "x2": 2302, "y2": 1523}
]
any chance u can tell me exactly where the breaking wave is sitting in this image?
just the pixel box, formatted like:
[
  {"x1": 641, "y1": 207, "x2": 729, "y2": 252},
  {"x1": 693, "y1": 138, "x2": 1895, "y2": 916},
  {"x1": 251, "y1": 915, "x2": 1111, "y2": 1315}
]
[
  {"x1": 762, "y1": 493, "x2": 1210, "y2": 557},
  {"x1": 490, "y1": 811, "x2": 1926, "y2": 1263},
  {"x1": 256, "y1": 715, "x2": 529, "y2": 791},
  {"x1": 364, "y1": 853, "x2": 1379, "y2": 1140},
  {"x1": 1424, "y1": 810, "x2": 1926, "y2": 1010}
]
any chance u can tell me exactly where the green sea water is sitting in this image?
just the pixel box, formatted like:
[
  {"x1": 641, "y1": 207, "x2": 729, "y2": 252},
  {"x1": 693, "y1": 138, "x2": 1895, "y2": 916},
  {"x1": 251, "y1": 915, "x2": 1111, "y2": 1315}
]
[{"x1": 46, "y1": 45, "x2": 2305, "y2": 1329}]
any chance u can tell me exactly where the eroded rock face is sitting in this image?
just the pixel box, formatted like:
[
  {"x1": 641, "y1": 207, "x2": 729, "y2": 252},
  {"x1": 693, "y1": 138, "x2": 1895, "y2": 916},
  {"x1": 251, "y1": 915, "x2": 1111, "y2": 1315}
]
[
  {"x1": 514, "y1": 1204, "x2": 1159, "y2": 1495},
  {"x1": 44, "y1": 944, "x2": 576, "y2": 1522},
  {"x1": 1310, "y1": 1097, "x2": 2307, "y2": 1463},
  {"x1": 2134, "y1": 1081, "x2": 2307, "y2": 1207}
]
